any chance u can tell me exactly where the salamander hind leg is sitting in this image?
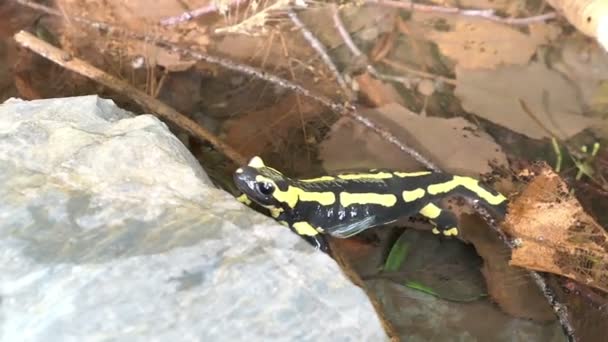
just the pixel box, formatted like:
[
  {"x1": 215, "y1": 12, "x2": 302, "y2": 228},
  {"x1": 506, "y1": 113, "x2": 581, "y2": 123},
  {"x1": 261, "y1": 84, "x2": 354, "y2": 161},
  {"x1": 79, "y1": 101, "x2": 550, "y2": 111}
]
[{"x1": 418, "y1": 202, "x2": 460, "y2": 237}]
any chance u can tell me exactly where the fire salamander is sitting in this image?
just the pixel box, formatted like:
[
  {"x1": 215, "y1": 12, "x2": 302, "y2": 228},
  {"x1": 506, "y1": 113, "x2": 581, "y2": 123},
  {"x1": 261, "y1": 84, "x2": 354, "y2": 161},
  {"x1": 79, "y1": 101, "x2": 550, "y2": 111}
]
[{"x1": 234, "y1": 156, "x2": 507, "y2": 253}]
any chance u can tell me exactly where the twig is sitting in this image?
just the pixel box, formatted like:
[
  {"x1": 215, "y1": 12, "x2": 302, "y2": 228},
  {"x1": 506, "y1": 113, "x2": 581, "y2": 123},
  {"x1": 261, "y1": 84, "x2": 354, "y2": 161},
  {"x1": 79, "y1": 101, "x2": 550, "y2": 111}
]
[
  {"x1": 160, "y1": 0, "x2": 248, "y2": 26},
  {"x1": 332, "y1": 4, "x2": 364, "y2": 58},
  {"x1": 162, "y1": 0, "x2": 556, "y2": 27},
  {"x1": 13, "y1": 30, "x2": 247, "y2": 166},
  {"x1": 331, "y1": 4, "x2": 417, "y2": 89},
  {"x1": 16, "y1": 0, "x2": 440, "y2": 171},
  {"x1": 365, "y1": 0, "x2": 557, "y2": 26},
  {"x1": 350, "y1": 111, "x2": 440, "y2": 171},
  {"x1": 382, "y1": 59, "x2": 456, "y2": 86},
  {"x1": 288, "y1": 8, "x2": 351, "y2": 98}
]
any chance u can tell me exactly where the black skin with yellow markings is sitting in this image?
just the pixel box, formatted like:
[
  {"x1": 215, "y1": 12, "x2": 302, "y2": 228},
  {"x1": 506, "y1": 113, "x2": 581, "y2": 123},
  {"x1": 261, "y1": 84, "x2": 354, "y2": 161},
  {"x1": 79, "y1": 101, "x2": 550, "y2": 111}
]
[{"x1": 234, "y1": 156, "x2": 508, "y2": 253}]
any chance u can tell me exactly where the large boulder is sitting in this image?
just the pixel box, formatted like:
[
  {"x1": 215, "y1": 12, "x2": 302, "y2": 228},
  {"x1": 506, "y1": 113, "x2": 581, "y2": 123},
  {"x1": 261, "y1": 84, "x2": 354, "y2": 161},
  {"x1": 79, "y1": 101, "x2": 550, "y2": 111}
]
[{"x1": 0, "y1": 95, "x2": 387, "y2": 341}]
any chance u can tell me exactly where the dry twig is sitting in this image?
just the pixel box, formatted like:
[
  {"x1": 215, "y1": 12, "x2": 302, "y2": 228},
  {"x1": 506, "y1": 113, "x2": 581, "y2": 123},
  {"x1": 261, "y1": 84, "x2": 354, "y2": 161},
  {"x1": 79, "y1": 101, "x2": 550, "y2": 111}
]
[
  {"x1": 287, "y1": 8, "x2": 351, "y2": 98},
  {"x1": 160, "y1": 0, "x2": 248, "y2": 26},
  {"x1": 365, "y1": 0, "x2": 557, "y2": 25},
  {"x1": 13, "y1": 30, "x2": 247, "y2": 165},
  {"x1": 331, "y1": 4, "x2": 419, "y2": 89},
  {"x1": 160, "y1": 0, "x2": 557, "y2": 27}
]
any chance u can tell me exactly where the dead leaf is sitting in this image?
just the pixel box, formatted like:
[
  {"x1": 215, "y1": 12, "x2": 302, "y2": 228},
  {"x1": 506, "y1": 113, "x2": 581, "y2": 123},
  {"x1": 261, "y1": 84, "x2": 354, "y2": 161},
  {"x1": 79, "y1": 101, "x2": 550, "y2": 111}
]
[
  {"x1": 504, "y1": 163, "x2": 608, "y2": 294},
  {"x1": 355, "y1": 73, "x2": 405, "y2": 107},
  {"x1": 223, "y1": 93, "x2": 322, "y2": 156},
  {"x1": 319, "y1": 115, "x2": 422, "y2": 172},
  {"x1": 320, "y1": 103, "x2": 507, "y2": 175},
  {"x1": 552, "y1": 37, "x2": 608, "y2": 112},
  {"x1": 455, "y1": 62, "x2": 602, "y2": 139},
  {"x1": 460, "y1": 215, "x2": 556, "y2": 321},
  {"x1": 421, "y1": 16, "x2": 549, "y2": 69}
]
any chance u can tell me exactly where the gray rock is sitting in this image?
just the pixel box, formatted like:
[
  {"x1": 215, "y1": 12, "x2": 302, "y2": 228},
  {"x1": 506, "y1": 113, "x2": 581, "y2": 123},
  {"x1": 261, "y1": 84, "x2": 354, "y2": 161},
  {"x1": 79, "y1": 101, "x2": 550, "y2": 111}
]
[{"x1": 0, "y1": 96, "x2": 387, "y2": 342}]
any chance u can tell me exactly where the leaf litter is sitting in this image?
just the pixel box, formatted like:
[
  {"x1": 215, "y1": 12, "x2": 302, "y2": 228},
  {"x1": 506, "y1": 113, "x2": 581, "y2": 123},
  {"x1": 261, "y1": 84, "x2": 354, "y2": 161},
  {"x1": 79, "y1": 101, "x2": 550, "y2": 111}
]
[
  {"x1": 320, "y1": 102, "x2": 508, "y2": 175},
  {"x1": 411, "y1": 12, "x2": 557, "y2": 70},
  {"x1": 455, "y1": 62, "x2": 603, "y2": 140}
]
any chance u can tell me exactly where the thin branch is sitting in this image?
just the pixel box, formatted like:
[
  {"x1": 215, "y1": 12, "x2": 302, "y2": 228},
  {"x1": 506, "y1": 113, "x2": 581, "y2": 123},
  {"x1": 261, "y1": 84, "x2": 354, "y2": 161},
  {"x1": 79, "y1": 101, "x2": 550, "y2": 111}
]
[
  {"x1": 382, "y1": 59, "x2": 456, "y2": 86},
  {"x1": 332, "y1": 4, "x2": 364, "y2": 58},
  {"x1": 13, "y1": 30, "x2": 247, "y2": 166},
  {"x1": 160, "y1": 0, "x2": 248, "y2": 26},
  {"x1": 331, "y1": 5, "x2": 417, "y2": 89},
  {"x1": 161, "y1": 0, "x2": 556, "y2": 27},
  {"x1": 365, "y1": 0, "x2": 557, "y2": 26},
  {"x1": 288, "y1": 8, "x2": 351, "y2": 98}
]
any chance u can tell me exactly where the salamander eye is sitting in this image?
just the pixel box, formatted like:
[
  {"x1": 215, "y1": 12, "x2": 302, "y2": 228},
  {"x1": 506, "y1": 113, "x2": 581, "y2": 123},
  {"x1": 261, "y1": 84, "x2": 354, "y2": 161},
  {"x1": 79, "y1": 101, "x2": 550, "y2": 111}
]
[{"x1": 256, "y1": 182, "x2": 275, "y2": 195}]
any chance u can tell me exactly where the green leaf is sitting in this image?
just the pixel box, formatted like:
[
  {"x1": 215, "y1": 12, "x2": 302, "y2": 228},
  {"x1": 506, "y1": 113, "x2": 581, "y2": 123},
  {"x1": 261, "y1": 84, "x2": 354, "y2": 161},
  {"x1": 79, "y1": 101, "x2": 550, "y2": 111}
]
[
  {"x1": 383, "y1": 233, "x2": 410, "y2": 272},
  {"x1": 404, "y1": 281, "x2": 439, "y2": 296},
  {"x1": 405, "y1": 281, "x2": 487, "y2": 302}
]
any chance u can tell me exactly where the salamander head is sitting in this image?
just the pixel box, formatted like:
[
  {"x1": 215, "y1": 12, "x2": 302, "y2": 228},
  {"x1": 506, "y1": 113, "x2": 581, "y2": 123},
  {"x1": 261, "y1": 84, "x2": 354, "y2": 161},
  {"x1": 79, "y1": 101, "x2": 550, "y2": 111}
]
[{"x1": 233, "y1": 156, "x2": 291, "y2": 207}]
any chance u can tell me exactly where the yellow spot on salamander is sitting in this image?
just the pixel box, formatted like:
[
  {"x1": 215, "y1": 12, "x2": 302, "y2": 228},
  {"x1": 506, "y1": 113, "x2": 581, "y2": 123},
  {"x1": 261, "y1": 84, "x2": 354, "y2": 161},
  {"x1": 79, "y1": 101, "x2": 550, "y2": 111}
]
[
  {"x1": 278, "y1": 220, "x2": 288, "y2": 226},
  {"x1": 394, "y1": 171, "x2": 432, "y2": 177},
  {"x1": 427, "y1": 176, "x2": 506, "y2": 205},
  {"x1": 235, "y1": 168, "x2": 244, "y2": 174},
  {"x1": 340, "y1": 192, "x2": 397, "y2": 207},
  {"x1": 293, "y1": 222, "x2": 320, "y2": 236},
  {"x1": 256, "y1": 175, "x2": 335, "y2": 208},
  {"x1": 300, "y1": 176, "x2": 336, "y2": 182},
  {"x1": 443, "y1": 227, "x2": 459, "y2": 236},
  {"x1": 402, "y1": 188, "x2": 425, "y2": 202},
  {"x1": 432, "y1": 227, "x2": 440, "y2": 235},
  {"x1": 297, "y1": 190, "x2": 336, "y2": 206},
  {"x1": 237, "y1": 194, "x2": 252, "y2": 205},
  {"x1": 337, "y1": 172, "x2": 393, "y2": 180},
  {"x1": 248, "y1": 156, "x2": 266, "y2": 168},
  {"x1": 419, "y1": 203, "x2": 441, "y2": 219},
  {"x1": 269, "y1": 207, "x2": 283, "y2": 218}
]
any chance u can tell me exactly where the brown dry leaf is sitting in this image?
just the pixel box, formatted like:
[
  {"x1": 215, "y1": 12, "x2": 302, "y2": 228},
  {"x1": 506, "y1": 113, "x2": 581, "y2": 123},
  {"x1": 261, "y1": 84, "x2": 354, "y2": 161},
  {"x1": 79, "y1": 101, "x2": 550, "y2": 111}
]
[
  {"x1": 319, "y1": 115, "x2": 422, "y2": 172},
  {"x1": 320, "y1": 103, "x2": 507, "y2": 175},
  {"x1": 355, "y1": 72, "x2": 404, "y2": 107},
  {"x1": 422, "y1": 16, "x2": 549, "y2": 69},
  {"x1": 504, "y1": 164, "x2": 608, "y2": 294},
  {"x1": 546, "y1": 0, "x2": 608, "y2": 50},
  {"x1": 455, "y1": 62, "x2": 603, "y2": 140},
  {"x1": 551, "y1": 38, "x2": 608, "y2": 113},
  {"x1": 223, "y1": 93, "x2": 322, "y2": 156},
  {"x1": 459, "y1": 215, "x2": 556, "y2": 321}
]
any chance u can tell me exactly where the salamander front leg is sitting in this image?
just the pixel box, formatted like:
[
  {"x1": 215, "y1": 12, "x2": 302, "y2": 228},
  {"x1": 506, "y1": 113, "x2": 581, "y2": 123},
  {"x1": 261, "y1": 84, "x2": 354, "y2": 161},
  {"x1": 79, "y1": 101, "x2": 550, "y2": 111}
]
[
  {"x1": 300, "y1": 234, "x2": 331, "y2": 254},
  {"x1": 289, "y1": 221, "x2": 331, "y2": 254},
  {"x1": 418, "y1": 202, "x2": 460, "y2": 237}
]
